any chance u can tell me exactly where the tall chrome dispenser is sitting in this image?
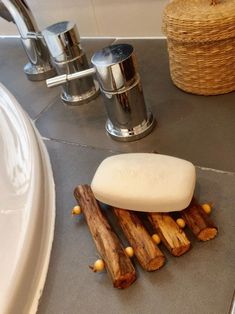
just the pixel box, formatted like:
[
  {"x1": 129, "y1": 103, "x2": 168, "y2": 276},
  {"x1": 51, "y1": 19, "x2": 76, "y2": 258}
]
[
  {"x1": 43, "y1": 21, "x2": 99, "y2": 105},
  {"x1": 47, "y1": 44, "x2": 155, "y2": 141}
]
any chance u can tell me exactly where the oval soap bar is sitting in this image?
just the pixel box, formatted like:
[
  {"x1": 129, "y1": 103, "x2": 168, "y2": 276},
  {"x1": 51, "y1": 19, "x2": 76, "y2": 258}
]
[{"x1": 91, "y1": 154, "x2": 196, "y2": 212}]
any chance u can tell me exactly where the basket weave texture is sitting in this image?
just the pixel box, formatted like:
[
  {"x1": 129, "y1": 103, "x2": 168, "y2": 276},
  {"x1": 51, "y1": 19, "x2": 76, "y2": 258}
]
[{"x1": 163, "y1": 0, "x2": 235, "y2": 95}]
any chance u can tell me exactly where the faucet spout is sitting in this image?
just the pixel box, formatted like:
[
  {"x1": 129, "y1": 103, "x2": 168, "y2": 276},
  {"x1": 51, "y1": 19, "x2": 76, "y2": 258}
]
[
  {"x1": 0, "y1": 0, "x2": 55, "y2": 81},
  {"x1": 0, "y1": 2, "x2": 12, "y2": 22}
]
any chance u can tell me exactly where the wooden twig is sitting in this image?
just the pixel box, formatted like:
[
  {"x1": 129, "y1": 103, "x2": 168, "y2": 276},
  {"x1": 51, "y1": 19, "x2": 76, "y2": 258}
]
[
  {"x1": 148, "y1": 213, "x2": 191, "y2": 256},
  {"x1": 74, "y1": 185, "x2": 136, "y2": 289},
  {"x1": 182, "y1": 199, "x2": 218, "y2": 241},
  {"x1": 113, "y1": 208, "x2": 165, "y2": 271}
]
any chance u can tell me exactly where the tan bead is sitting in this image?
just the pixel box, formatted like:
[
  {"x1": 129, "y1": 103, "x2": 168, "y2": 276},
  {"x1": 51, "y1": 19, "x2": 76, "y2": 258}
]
[
  {"x1": 176, "y1": 218, "x2": 186, "y2": 228},
  {"x1": 71, "y1": 205, "x2": 81, "y2": 215},
  {"x1": 93, "y1": 259, "x2": 105, "y2": 272},
  {"x1": 152, "y1": 233, "x2": 161, "y2": 244},
  {"x1": 202, "y1": 203, "x2": 212, "y2": 214},
  {"x1": 125, "y1": 246, "x2": 134, "y2": 257}
]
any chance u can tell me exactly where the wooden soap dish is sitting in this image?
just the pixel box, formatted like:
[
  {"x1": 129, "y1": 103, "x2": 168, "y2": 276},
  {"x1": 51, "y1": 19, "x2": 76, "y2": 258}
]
[{"x1": 73, "y1": 185, "x2": 218, "y2": 289}]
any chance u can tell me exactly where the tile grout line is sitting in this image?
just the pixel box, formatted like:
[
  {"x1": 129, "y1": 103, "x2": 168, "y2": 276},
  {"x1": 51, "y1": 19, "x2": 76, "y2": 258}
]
[
  {"x1": 111, "y1": 38, "x2": 118, "y2": 45},
  {"x1": 42, "y1": 136, "x2": 122, "y2": 154},
  {"x1": 32, "y1": 95, "x2": 59, "y2": 123},
  {"x1": 196, "y1": 165, "x2": 235, "y2": 176},
  {"x1": 41, "y1": 136, "x2": 235, "y2": 175},
  {"x1": 0, "y1": 35, "x2": 166, "y2": 40},
  {"x1": 115, "y1": 36, "x2": 166, "y2": 40},
  {"x1": 90, "y1": 0, "x2": 101, "y2": 36}
]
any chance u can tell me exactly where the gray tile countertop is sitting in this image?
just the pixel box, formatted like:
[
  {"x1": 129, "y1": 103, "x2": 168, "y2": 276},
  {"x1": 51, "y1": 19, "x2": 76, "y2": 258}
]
[{"x1": 1, "y1": 37, "x2": 234, "y2": 314}]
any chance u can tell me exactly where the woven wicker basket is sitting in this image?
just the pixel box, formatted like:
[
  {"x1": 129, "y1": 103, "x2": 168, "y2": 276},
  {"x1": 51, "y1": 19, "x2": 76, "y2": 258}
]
[{"x1": 163, "y1": 0, "x2": 235, "y2": 95}]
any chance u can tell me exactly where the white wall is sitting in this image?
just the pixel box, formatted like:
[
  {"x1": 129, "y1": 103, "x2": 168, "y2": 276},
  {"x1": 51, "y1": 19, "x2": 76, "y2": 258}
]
[{"x1": 0, "y1": 0, "x2": 168, "y2": 37}]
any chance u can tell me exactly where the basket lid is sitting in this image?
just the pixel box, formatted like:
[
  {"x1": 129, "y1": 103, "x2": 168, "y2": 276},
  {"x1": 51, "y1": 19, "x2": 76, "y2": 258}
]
[{"x1": 163, "y1": 0, "x2": 235, "y2": 42}]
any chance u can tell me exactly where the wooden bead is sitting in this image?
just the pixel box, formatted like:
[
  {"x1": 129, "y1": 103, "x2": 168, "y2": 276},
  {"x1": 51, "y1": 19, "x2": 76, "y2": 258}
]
[
  {"x1": 125, "y1": 246, "x2": 134, "y2": 257},
  {"x1": 176, "y1": 218, "x2": 186, "y2": 228},
  {"x1": 93, "y1": 259, "x2": 105, "y2": 272},
  {"x1": 201, "y1": 203, "x2": 212, "y2": 214},
  {"x1": 71, "y1": 205, "x2": 81, "y2": 215},
  {"x1": 152, "y1": 233, "x2": 161, "y2": 245}
]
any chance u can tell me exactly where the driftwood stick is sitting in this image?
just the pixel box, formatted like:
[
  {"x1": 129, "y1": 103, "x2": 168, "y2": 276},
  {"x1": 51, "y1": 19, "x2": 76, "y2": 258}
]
[
  {"x1": 182, "y1": 199, "x2": 218, "y2": 241},
  {"x1": 74, "y1": 185, "x2": 136, "y2": 289},
  {"x1": 148, "y1": 213, "x2": 191, "y2": 256},
  {"x1": 113, "y1": 208, "x2": 165, "y2": 271}
]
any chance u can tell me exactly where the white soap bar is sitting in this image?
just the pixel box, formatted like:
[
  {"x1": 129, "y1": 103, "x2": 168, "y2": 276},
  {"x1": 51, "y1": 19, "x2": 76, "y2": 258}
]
[{"x1": 91, "y1": 153, "x2": 196, "y2": 212}]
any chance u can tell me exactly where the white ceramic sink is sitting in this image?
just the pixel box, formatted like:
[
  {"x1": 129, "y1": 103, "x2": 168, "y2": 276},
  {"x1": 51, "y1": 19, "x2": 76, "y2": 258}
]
[{"x1": 0, "y1": 84, "x2": 55, "y2": 314}]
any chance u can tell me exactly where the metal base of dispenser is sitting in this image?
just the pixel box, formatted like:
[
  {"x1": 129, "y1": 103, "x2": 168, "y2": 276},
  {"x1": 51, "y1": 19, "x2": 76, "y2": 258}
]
[
  {"x1": 24, "y1": 62, "x2": 56, "y2": 81},
  {"x1": 106, "y1": 111, "x2": 156, "y2": 142},
  {"x1": 61, "y1": 81, "x2": 100, "y2": 106}
]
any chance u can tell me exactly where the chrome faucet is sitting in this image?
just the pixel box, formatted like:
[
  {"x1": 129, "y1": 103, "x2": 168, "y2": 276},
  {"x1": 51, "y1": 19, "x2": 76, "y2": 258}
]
[
  {"x1": 0, "y1": 0, "x2": 55, "y2": 81},
  {"x1": 42, "y1": 21, "x2": 99, "y2": 105},
  {"x1": 47, "y1": 44, "x2": 156, "y2": 141}
]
